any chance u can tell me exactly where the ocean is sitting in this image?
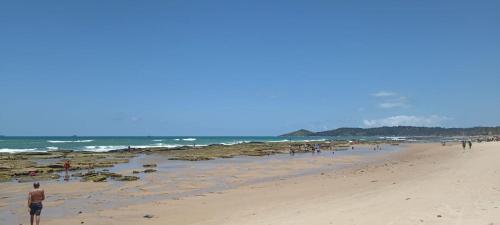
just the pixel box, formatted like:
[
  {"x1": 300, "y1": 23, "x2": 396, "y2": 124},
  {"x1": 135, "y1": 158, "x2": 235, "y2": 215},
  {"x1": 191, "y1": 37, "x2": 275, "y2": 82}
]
[{"x1": 0, "y1": 136, "x2": 379, "y2": 153}]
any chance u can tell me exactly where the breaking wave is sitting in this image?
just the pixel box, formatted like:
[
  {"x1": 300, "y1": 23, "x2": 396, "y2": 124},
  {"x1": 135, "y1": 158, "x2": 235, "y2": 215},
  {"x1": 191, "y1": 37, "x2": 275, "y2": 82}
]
[
  {"x1": 48, "y1": 140, "x2": 94, "y2": 143},
  {"x1": 0, "y1": 148, "x2": 38, "y2": 153}
]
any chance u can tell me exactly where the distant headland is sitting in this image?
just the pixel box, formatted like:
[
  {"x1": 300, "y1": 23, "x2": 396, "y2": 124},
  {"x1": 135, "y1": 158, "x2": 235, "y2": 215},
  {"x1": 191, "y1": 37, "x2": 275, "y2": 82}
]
[{"x1": 280, "y1": 126, "x2": 500, "y2": 137}]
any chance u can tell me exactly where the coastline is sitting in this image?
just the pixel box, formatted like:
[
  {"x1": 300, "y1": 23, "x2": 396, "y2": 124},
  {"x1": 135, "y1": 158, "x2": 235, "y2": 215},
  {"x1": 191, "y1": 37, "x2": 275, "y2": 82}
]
[
  {"x1": 1, "y1": 141, "x2": 397, "y2": 224},
  {"x1": 2, "y1": 141, "x2": 500, "y2": 224},
  {"x1": 0, "y1": 140, "x2": 396, "y2": 183}
]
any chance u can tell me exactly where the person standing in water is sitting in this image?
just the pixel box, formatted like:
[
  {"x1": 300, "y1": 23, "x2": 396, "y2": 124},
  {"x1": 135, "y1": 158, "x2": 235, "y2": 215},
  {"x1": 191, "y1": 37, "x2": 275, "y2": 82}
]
[
  {"x1": 63, "y1": 160, "x2": 70, "y2": 172},
  {"x1": 63, "y1": 161, "x2": 70, "y2": 181},
  {"x1": 28, "y1": 182, "x2": 45, "y2": 225}
]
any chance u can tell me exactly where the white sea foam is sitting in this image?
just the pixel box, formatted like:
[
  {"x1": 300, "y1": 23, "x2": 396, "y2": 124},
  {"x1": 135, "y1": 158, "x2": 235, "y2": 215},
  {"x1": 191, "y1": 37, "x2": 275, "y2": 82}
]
[
  {"x1": 46, "y1": 147, "x2": 59, "y2": 150},
  {"x1": 48, "y1": 140, "x2": 94, "y2": 143},
  {"x1": 267, "y1": 139, "x2": 290, "y2": 143},
  {"x1": 384, "y1": 136, "x2": 407, "y2": 141},
  {"x1": 174, "y1": 139, "x2": 180, "y2": 141},
  {"x1": 295, "y1": 138, "x2": 327, "y2": 143},
  {"x1": 152, "y1": 143, "x2": 182, "y2": 148},
  {"x1": 130, "y1": 144, "x2": 189, "y2": 149},
  {"x1": 0, "y1": 148, "x2": 38, "y2": 153},
  {"x1": 83, "y1": 143, "x2": 187, "y2": 152},
  {"x1": 182, "y1": 138, "x2": 196, "y2": 141},
  {"x1": 220, "y1": 141, "x2": 250, "y2": 145},
  {"x1": 152, "y1": 139, "x2": 163, "y2": 142},
  {"x1": 84, "y1": 146, "x2": 127, "y2": 152}
]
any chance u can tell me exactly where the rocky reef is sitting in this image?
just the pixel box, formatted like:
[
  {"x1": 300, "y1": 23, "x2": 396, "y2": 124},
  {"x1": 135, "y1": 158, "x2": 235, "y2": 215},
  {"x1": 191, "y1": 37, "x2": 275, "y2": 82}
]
[
  {"x1": 0, "y1": 140, "x2": 397, "y2": 183},
  {"x1": 0, "y1": 150, "x2": 135, "y2": 183}
]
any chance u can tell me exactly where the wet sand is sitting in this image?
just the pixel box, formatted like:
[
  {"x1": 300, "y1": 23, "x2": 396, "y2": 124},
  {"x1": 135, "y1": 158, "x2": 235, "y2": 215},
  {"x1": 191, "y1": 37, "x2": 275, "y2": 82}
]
[{"x1": 3, "y1": 142, "x2": 500, "y2": 224}]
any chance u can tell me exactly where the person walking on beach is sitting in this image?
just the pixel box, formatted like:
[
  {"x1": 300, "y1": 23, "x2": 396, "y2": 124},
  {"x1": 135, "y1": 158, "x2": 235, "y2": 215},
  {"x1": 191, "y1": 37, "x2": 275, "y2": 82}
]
[
  {"x1": 468, "y1": 140, "x2": 472, "y2": 149},
  {"x1": 462, "y1": 140, "x2": 466, "y2": 150},
  {"x1": 28, "y1": 182, "x2": 45, "y2": 225}
]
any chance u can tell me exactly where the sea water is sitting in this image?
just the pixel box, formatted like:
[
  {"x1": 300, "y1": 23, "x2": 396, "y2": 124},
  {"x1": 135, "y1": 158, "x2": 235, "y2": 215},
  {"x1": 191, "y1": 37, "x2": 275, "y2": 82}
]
[{"x1": 0, "y1": 136, "x2": 388, "y2": 153}]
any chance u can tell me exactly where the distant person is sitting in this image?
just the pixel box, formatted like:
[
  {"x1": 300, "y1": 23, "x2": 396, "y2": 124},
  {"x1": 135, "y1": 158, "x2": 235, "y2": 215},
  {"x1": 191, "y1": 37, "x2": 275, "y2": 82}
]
[
  {"x1": 461, "y1": 140, "x2": 466, "y2": 150},
  {"x1": 28, "y1": 182, "x2": 45, "y2": 225},
  {"x1": 63, "y1": 161, "x2": 70, "y2": 181},
  {"x1": 63, "y1": 161, "x2": 70, "y2": 172},
  {"x1": 468, "y1": 140, "x2": 472, "y2": 149}
]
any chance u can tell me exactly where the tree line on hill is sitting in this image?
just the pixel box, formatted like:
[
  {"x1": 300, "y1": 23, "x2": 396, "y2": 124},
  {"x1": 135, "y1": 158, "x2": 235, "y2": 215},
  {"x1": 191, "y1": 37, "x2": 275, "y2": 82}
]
[{"x1": 280, "y1": 126, "x2": 500, "y2": 137}]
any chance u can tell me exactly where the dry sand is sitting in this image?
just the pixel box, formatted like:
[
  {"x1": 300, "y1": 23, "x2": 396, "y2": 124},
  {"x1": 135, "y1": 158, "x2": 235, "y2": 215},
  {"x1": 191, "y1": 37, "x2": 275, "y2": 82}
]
[{"x1": 3, "y1": 142, "x2": 500, "y2": 225}]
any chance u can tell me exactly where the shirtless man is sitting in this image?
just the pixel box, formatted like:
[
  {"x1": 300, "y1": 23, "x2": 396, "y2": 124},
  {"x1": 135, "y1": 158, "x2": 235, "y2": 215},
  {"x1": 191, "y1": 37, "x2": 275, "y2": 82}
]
[{"x1": 28, "y1": 182, "x2": 45, "y2": 225}]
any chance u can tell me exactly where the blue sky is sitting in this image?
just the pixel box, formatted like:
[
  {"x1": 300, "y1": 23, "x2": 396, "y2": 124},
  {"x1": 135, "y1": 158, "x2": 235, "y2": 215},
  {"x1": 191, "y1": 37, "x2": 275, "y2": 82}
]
[{"x1": 1, "y1": 0, "x2": 499, "y2": 136}]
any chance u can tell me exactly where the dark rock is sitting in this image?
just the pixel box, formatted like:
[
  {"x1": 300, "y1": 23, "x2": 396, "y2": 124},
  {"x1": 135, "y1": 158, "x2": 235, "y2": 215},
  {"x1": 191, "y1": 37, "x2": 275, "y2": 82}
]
[
  {"x1": 46, "y1": 164, "x2": 64, "y2": 169},
  {"x1": 143, "y1": 169, "x2": 157, "y2": 173},
  {"x1": 81, "y1": 174, "x2": 107, "y2": 182},
  {"x1": 115, "y1": 176, "x2": 139, "y2": 181},
  {"x1": 100, "y1": 172, "x2": 122, "y2": 178}
]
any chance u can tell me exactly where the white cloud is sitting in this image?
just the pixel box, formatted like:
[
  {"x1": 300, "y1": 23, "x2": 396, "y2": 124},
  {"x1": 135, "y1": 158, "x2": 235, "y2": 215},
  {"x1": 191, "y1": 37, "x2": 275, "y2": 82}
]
[
  {"x1": 378, "y1": 96, "x2": 409, "y2": 109},
  {"x1": 372, "y1": 91, "x2": 396, "y2": 97},
  {"x1": 371, "y1": 91, "x2": 409, "y2": 109},
  {"x1": 379, "y1": 102, "x2": 406, "y2": 109},
  {"x1": 363, "y1": 115, "x2": 450, "y2": 127}
]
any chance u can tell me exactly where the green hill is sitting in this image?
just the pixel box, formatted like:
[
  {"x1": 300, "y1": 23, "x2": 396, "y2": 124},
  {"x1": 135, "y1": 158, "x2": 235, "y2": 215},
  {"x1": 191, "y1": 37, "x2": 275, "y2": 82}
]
[
  {"x1": 280, "y1": 126, "x2": 500, "y2": 137},
  {"x1": 280, "y1": 129, "x2": 316, "y2": 137}
]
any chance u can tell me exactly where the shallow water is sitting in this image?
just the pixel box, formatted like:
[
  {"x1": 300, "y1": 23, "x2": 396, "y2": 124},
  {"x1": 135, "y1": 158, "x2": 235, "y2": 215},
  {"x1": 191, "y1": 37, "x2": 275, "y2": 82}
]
[
  {"x1": 0, "y1": 144, "x2": 400, "y2": 225},
  {"x1": 0, "y1": 136, "x2": 396, "y2": 152}
]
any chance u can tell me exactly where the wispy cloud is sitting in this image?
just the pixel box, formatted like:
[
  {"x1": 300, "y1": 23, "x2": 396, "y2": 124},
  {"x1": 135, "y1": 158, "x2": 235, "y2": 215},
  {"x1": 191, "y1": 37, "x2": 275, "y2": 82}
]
[
  {"x1": 372, "y1": 91, "x2": 396, "y2": 97},
  {"x1": 378, "y1": 96, "x2": 409, "y2": 109},
  {"x1": 363, "y1": 115, "x2": 450, "y2": 127},
  {"x1": 372, "y1": 91, "x2": 409, "y2": 109}
]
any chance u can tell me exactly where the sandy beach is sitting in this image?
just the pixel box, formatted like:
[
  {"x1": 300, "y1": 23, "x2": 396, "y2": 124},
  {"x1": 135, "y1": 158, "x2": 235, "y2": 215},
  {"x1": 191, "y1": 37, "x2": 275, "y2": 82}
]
[
  {"x1": 4, "y1": 1, "x2": 500, "y2": 224},
  {"x1": 2, "y1": 142, "x2": 500, "y2": 225}
]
